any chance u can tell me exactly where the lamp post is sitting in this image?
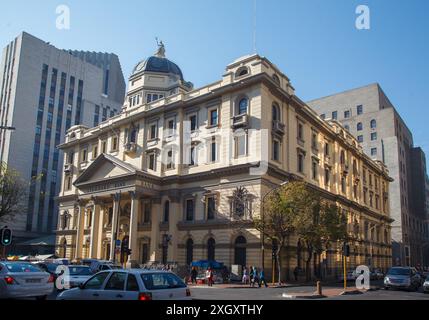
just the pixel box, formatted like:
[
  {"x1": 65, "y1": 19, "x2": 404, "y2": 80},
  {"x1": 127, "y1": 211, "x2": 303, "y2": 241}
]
[{"x1": 261, "y1": 181, "x2": 288, "y2": 275}]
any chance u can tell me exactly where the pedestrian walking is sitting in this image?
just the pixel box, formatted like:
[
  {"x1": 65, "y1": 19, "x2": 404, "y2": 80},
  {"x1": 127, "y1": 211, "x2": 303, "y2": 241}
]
[
  {"x1": 206, "y1": 267, "x2": 214, "y2": 287},
  {"x1": 242, "y1": 266, "x2": 249, "y2": 284},
  {"x1": 259, "y1": 269, "x2": 268, "y2": 287},
  {"x1": 293, "y1": 266, "x2": 299, "y2": 282},
  {"x1": 252, "y1": 267, "x2": 260, "y2": 288},
  {"x1": 191, "y1": 266, "x2": 198, "y2": 284},
  {"x1": 249, "y1": 266, "x2": 254, "y2": 287}
]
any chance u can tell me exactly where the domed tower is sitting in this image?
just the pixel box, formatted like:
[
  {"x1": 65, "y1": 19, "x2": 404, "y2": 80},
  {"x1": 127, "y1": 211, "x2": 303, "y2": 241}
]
[{"x1": 125, "y1": 41, "x2": 193, "y2": 109}]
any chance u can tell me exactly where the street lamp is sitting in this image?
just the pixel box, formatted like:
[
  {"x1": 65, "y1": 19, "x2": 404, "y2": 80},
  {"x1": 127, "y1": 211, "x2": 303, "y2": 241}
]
[{"x1": 261, "y1": 181, "x2": 288, "y2": 274}]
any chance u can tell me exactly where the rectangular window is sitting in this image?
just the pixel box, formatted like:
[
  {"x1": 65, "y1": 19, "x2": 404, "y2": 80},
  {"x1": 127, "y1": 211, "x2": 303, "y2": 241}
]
[
  {"x1": 64, "y1": 175, "x2": 72, "y2": 191},
  {"x1": 311, "y1": 132, "x2": 318, "y2": 150},
  {"x1": 332, "y1": 111, "x2": 338, "y2": 120},
  {"x1": 234, "y1": 134, "x2": 247, "y2": 157},
  {"x1": 101, "y1": 140, "x2": 107, "y2": 154},
  {"x1": 148, "y1": 153, "x2": 156, "y2": 171},
  {"x1": 371, "y1": 148, "x2": 377, "y2": 156},
  {"x1": 371, "y1": 132, "x2": 377, "y2": 141},
  {"x1": 273, "y1": 140, "x2": 280, "y2": 161},
  {"x1": 111, "y1": 136, "x2": 118, "y2": 151},
  {"x1": 358, "y1": 135, "x2": 364, "y2": 143},
  {"x1": 312, "y1": 161, "x2": 318, "y2": 180},
  {"x1": 357, "y1": 105, "x2": 363, "y2": 115},
  {"x1": 190, "y1": 115, "x2": 197, "y2": 132},
  {"x1": 190, "y1": 147, "x2": 196, "y2": 166},
  {"x1": 143, "y1": 202, "x2": 151, "y2": 223},
  {"x1": 324, "y1": 142, "x2": 330, "y2": 157},
  {"x1": 80, "y1": 149, "x2": 87, "y2": 163},
  {"x1": 297, "y1": 153, "x2": 304, "y2": 173},
  {"x1": 167, "y1": 119, "x2": 175, "y2": 137},
  {"x1": 186, "y1": 199, "x2": 194, "y2": 221},
  {"x1": 207, "y1": 197, "x2": 215, "y2": 220},
  {"x1": 344, "y1": 110, "x2": 351, "y2": 118},
  {"x1": 209, "y1": 109, "x2": 218, "y2": 126},
  {"x1": 166, "y1": 149, "x2": 174, "y2": 169},
  {"x1": 150, "y1": 123, "x2": 157, "y2": 140},
  {"x1": 325, "y1": 168, "x2": 330, "y2": 186},
  {"x1": 210, "y1": 139, "x2": 217, "y2": 162},
  {"x1": 92, "y1": 145, "x2": 98, "y2": 159},
  {"x1": 297, "y1": 122, "x2": 304, "y2": 141}
]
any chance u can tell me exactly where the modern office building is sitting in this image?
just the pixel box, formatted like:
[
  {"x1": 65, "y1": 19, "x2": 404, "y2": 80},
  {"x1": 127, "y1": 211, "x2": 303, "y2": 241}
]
[
  {"x1": 308, "y1": 83, "x2": 428, "y2": 267},
  {"x1": 55, "y1": 46, "x2": 393, "y2": 279},
  {"x1": 0, "y1": 32, "x2": 125, "y2": 247}
]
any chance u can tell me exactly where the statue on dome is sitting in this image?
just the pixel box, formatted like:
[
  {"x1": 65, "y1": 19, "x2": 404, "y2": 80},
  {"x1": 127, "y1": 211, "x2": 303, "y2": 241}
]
[{"x1": 155, "y1": 38, "x2": 166, "y2": 58}]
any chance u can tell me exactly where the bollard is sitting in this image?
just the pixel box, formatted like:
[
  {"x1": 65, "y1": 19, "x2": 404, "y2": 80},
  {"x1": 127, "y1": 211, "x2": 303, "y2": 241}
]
[{"x1": 316, "y1": 281, "x2": 322, "y2": 295}]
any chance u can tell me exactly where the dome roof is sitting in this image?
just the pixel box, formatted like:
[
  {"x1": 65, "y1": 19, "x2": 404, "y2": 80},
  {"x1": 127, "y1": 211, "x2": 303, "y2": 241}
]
[{"x1": 132, "y1": 56, "x2": 184, "y2": 80}]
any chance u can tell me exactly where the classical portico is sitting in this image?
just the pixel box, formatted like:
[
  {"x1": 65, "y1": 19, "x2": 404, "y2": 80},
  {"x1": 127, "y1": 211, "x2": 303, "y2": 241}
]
[{"x1": 70, "y1": 153, "x2": 167, "y2": 266}]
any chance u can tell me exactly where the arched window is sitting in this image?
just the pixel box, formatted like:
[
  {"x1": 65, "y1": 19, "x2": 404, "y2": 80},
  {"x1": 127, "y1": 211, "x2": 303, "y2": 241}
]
[
  {"x1": 234, "y1": 236, "x2": 247, "y2": 267},
  {"x1": 272, "y1": 103, "x2": 280, "y2": 121},
  {"x1": 237, "y1": 98, "x2": 248, "y2": 115},
  {"x1": 235, "y1": 67, "x2": 249, "y2": 78},
  {"x1": 357, "y1": 122, "x2": 363, "y2": 131},
  {"x1": 272, "y1": 74, "x2": 280, "y2": 85},
  {"x1": 340, "y1": 150, "x2": 346, "y2": 164},
  {"x1": 207, "y1": 238, "x2": 215, "y2": 261},
  {"x1": 186, "y1": 239, "x2": 194, "y2": 265},
  {"x1": 163, "y1": 200, "x2": 170, "y2": 223},
  {"x1": 370, "y1": 119, "x2": 377, "y2": 129}
]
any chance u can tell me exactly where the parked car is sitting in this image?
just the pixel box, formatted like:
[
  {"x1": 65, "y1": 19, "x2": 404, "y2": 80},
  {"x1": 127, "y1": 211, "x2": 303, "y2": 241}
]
[
  {"x1": 34, "y1": 262, "x2": 62, "y2": 289},
  {"x1": 338, "y1": 270, "x2": 358, "y2": 282},
  {"x1": 423, "y1": 275, "x2": 429, "y2": 294},
  {"x1": 370, "y1": 268, "x2": 384, "y2": 280},
  {"x1": 57, "y1": 269, "x2": 192, "y2": 300},
  {"x1": 0, "y1": 261, "x2": 54, "y2": 300},
  {"x1": 58, "y1": 265, "x2": 94, "y2": 289},
  {"x1": 384, "y1": 267, "x2": 421, "y2": 291}
]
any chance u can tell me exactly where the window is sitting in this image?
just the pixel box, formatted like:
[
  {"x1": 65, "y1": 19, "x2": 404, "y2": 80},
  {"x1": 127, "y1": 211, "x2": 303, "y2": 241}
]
[
  {"x1": 272, "y1": 140, "x2": 280, "y2": 161},
  {"x1": 148, "y1": 153, "x2": 156, "y2": 170},
  {"x1": 189, "y1": 115, "x2": 197, "y2": 132},
  {"x1": 190, "y1": 146, "x2": 196, "y2": 166},
  {"x1": 236, "y1": 67, "x2": 249, "y2": 77},
  {"x1": 167, "y1": 119, "x2": 175, "y2": 136},
  {"x1": 185, "y1": 199, "x2": 194, "y2": 221},
  {"x1": 312, "y1": 161, "x2": 318, "y2": 180},
  {"x1": 272, "y1": 104, "x2": 280, "y2": 121},
  {"x1": 357, "y1": 105, "x2": 363, "y2": 115},
  {"x1": 111, "y1": 136, "x2": 118, "y2": 151},
  {"x1": 324, "y1": 168, "x2": 330, "y2": 186},
  {"x1": 166, "y1": 148, "x2": 174, "y2": 169},
  {"x1": 207, "y1": 238, "x2": 215, "y2": 261},
  {"x1": 358, "y1": 135, "x2": 363, "y2": 143},
  {"x1": 210, "y1": 138, "x2": 217, "y2": 162},
  {"x1": 297, "y1": 153, "x2": 304, "y2": 173},
  {"x1": 341, "y1": 177, "x2": 346, "y2": 193},
  {"x1": 237, "y1": 98, "x2": 248, "y2": 115},
  {"x1": 101, "y1": 141, "x2": 107, "y2": 154},
  {"x1": 126, "y1": 274, "x2": 139, "y2": 291},
  {"x1": 84, "y1": 272, "x2": 109, "y2": 290},
  {"x1": 143, "y1": 202, "x2": 151, "y2": 223},
  {"x1": 344, "y1": 125, "x2": 350, "y2": 131},
  {"x1": 105, "y1": 272, "x2": 127, "y2": 291},
  {"x1": 92, "y1": 145, "x2": 98, "y2": 159},
  {"x1": 344, "y1": 110, "x2": 351, "y2": 118},
  {"x1": 206, "y1": 196, "x2": 216, "y2": 220},
  {"x1": 150, "y1": 123, "x2": 158, "y2": 140},
  {"x1": 272, "y1": 74, "x2": 280, "y2": 85},
  {"x1": 370, "y1": 119, "x2": 377, "y2": 129},
  {"x1": 163, "y1": 201, "x2": 170, "y2": 223},
  {"x1": 324, "y1": 142, "x2": 330, "y2": 157},
  {"x1": 371, "y1": 132, "x2": 377, "y2": 141},
  {"x1": 357, "y1": 122, "x2": 363, "y2": 131},
  {"x1": 80, "y1": 148, "x2": 87, "y2": 163},
  {"x1": 66, "y1": 151, "x2": 74, "y2": 164},
  {"x1": 311, "y1": 132, "x2": 318, "y2": 150},
  {"x1": 332, "y1": 111, "x2": 337, "y2": 120},
  {"x1": 234, "y1": 133, "x2": 247, "y2": 157},
  {"x1": 371, "y1": 148, "x2": 377, "y2": 156},
  {"x1": 209, "y1": 109, "x2": 218, "y2": 126},
  {"x1": 297, "y1": 123, "x2": 304, "y2": 141},
  {"x1": 64, "y1": 175, "x2": 72, "y2": 191}
]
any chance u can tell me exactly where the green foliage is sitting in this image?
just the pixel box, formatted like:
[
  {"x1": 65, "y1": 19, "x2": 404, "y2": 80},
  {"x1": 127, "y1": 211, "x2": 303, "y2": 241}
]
[{"x1": 0, "y1": 162, "x2": 28, "y2": 222}]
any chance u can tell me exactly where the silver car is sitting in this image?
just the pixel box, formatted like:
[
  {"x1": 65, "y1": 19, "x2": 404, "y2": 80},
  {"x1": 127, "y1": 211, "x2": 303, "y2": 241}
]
[
  {"x1": 423, "y1": 276, "x2": 429, "y2": 294},
  {"x1": 0, "y1": 261, "x2": 54, "y2": 299},
  {"x1": 57, "y1": 269, "x2": 191, "y2": 300},
  {"x1": 384, "y1": 267, "x2": 421, "y2": 291},
  {"x1": 58, "y1": 265, "x2": 94, "y2": 289}
]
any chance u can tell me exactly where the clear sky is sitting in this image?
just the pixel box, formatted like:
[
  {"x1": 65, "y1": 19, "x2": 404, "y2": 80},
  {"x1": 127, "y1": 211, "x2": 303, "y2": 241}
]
[{"x1": 1, "y1": 0, "x2": 429, "y2": 161}]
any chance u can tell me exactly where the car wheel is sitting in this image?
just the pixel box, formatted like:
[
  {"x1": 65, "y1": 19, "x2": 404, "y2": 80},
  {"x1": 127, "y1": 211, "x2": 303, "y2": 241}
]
[
  {"x1": 36, "y1": 295, "x2": 47, "y2": 300},
  {"x1": 384, "y1": 286, "x2": 389, "y2": 290}
]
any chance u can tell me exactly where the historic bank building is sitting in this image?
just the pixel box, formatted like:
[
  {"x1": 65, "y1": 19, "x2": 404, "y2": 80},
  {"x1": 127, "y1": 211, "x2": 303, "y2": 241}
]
[{"x1": 55, "y1": 43, "x2": 393, "y2": 278}]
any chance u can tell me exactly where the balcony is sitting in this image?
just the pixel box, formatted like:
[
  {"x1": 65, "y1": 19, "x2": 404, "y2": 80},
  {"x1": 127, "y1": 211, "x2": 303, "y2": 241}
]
[
  {"x1": 124, "y1": 142, "x2": 137, "y2": 154},
  {"x1": 272, "y1": 120, "x2": 285, "y2": 135},
  {"x1": 231, "y1": 114, "x2": 249, "y2": 129}
]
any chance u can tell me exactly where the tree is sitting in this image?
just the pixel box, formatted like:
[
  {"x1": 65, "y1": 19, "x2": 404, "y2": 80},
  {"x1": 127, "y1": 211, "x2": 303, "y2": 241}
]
[
  {"x1": 0, "y1": 162, "x2": 28, "y2": 224},
  {"x1": 254, "y1": 181, "x2": 313, "y2": 284}
]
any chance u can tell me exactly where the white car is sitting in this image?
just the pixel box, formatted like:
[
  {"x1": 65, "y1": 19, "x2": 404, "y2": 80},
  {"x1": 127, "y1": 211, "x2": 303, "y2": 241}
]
[
  {"x1": 423, "y1": 276, "x2": 429, "y2": 294},
  {"x1": 0, "y1": 261, "x2": 54, "y2": 300},
  {"x1": 58, "y1": 265, "x2": 94, "y2": 289},
  {"x1": 57, "y1": 269, "x2": 191, "y2": 300}
]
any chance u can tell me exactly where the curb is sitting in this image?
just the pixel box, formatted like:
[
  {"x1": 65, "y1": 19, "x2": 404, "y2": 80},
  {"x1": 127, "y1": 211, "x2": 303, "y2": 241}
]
[{"x1": 282, "y1": 293, "x2": 326, "y2": 299}]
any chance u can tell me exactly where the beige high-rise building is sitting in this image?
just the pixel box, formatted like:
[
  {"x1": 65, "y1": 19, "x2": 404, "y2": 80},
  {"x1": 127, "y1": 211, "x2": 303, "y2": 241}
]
[{"x1": 56, "y1": 46, "x2": 393, "y2": 279}]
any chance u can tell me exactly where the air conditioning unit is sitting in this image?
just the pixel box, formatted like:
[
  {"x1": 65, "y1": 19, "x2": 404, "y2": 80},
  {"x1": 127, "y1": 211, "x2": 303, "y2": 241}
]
[
  {"x1": 124, "y1": 142, "x2": 137, "y2": 154},
  {"x1": 231, "y1": 114, "x2": 249, "y2": 129},
  {"x1": 272, "y1": 120, "x2": 285, "y2": 135}
]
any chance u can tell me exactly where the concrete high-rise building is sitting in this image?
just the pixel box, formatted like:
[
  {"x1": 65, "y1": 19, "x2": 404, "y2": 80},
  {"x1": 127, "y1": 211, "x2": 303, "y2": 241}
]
[
  {"x1": 307, "y1": 83, "x2": 428, "y2": 267},
  {"x1": 0, "y1": 32, "x2": 125, "y2": 247}
]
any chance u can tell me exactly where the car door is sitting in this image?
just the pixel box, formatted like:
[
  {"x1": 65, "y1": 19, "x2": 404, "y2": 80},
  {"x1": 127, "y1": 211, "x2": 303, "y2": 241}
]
[
  {"x1": 78, "y1": 271, "x2": 110, "y2": 300},
  {"x1": 100, "y1": 271, "x2": 127, "y2": 300},
  {"x1": 121, "y1": 273, "x2": 140, "y2": 300}
]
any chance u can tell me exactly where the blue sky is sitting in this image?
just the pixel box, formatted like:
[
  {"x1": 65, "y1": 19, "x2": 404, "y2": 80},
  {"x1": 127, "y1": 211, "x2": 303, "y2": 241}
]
[{"x1": 1, "y1": 0, "x2": 429, "y2": 160}]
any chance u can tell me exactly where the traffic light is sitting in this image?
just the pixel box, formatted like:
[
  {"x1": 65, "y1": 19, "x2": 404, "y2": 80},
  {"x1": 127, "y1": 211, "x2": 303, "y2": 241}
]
[
  {"x1": 1, "y1": 228, "x2": 12, "y2": 246},
  {"x1": 342, "y1": 243, "x2": 350, "y2": 257}
]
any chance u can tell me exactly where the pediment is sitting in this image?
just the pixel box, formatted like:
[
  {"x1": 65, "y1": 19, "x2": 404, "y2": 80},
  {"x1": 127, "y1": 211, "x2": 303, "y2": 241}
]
[{"x1": 74, "y1": 154, "x2": 137, "y2": 186}]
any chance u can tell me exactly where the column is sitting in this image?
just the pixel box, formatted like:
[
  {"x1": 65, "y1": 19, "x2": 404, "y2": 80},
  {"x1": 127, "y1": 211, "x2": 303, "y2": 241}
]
[
  {"x1": 127, "y1": 191, "x2": 140, "y2": 268},
  {"x1": 169, "y1": 197, "x2": 181, "y2": 263},
  {"x1": 149, "y1": 198, "x2": 162, "y2": 262},
  {"x1": 110, "y1": 193, "x2": 121, "y2": 262},
  {"x1": 89, "y1": 199, "x2": 101, "y2": 258},
  {"x1": 74, "y1": 201, "x2": 85, "y2": 260},
  {"x1": 96, "y1": 204, "x2": 106, "y2": 260}
]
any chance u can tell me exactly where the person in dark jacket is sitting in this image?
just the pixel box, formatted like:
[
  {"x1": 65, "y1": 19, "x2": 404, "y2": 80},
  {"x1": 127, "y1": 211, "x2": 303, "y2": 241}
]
[{"x1": 191, "y1": 266, "x2": 198, "y2": 284}]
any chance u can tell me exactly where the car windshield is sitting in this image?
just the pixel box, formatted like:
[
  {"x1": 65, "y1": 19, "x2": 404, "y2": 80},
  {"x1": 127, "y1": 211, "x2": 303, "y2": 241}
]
[
  {"x1": 387, "y1": 268, "x2": 411, "y2": 276},
  {"x1": 68, "y1": 266, "x2": 92, "y2": 276},
  {"x1": 140, "y1": 273, "x2": 186, "y2": 290},
  {"x1": 4, "y1": 263, "x2": 41, "y2": 273}
]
